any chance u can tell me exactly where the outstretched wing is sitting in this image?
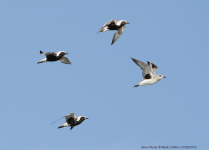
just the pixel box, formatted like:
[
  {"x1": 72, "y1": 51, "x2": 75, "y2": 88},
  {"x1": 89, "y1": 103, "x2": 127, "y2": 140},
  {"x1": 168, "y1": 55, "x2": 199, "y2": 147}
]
[
  {"x1": 59, "y1": 56, "x2": 71, "y2": 64},
  {"x1": 40, "y1": 51, "x2": 56, "y2": 56},
  {"x1": 97, "y1": 19, "x2": 115, "y2": 33},
  {"x1": 37, "y1": 58, "x2": 47, "y2": 64},
  {"x1": 131, "y1": 57, "x2": 151, "y2": 77},
  {"x1": 147, "y1": 61, "x2": 158, "y2": 75},
  {"x1": 111, "y1": 25, "x2": 126, "y2": 45},
  {"x1": 65, "y1": 113, "x2": 75, "y2": 121}
]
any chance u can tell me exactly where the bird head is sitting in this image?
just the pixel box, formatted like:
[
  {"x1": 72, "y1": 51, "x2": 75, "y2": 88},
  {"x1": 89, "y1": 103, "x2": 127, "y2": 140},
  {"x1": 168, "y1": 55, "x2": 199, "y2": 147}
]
[
  {"x1": 81, "y1": 116, "x2": 89, "y2": 120},
  {"x1": 59, "y1": 51, "x2": 68, "y2": 57},
  {"x1": 122, "y1": 20, "x2": 130, "y2": 25},
  {"x1": 158, "y1": 75, "x2": 166, "y2": 80}
]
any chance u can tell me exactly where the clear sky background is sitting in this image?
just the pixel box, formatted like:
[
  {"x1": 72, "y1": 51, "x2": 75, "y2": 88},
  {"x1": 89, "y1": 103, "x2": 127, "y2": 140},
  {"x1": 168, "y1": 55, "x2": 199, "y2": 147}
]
[{"x1": 0, "y1": 0, "x2": 208, "y2": 150}]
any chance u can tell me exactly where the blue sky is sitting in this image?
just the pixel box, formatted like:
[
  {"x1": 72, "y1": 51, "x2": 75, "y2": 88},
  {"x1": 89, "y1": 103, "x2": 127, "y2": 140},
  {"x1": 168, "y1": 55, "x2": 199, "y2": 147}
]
[{"x1": 0, "y1": 0, "x2": 208, "y2": 150}]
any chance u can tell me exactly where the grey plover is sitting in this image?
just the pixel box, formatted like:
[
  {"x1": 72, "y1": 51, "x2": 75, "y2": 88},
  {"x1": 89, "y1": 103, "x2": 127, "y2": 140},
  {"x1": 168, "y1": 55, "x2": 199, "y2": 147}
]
[
  {"x1": 37, "y1": 50, "x2": 71, "y2": 64},
  {"x1": 52, "y1": 113, "x2": 88, "y2": 130},
  {"x1": 131, "y1": 57, "x2": 166, "y2": 87},
  {"x1": 97, "y1": 19, "x2": 130, "y2": 45}
]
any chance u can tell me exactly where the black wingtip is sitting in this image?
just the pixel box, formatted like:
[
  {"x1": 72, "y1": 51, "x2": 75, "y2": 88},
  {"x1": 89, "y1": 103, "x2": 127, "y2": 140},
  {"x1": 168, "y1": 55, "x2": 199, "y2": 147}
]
[
  {"x1": 40, "y1": 50, "x2": 43, "y2": 54},
  {"x1": 111, "y1": 39, "x2": 115, "y2": 45},
  {"x1": 134, "y1": 84, "x2": 139, "y2": 87},
  {"x1": 58, "y1": 125, "x2": 64, "y2": 129}
]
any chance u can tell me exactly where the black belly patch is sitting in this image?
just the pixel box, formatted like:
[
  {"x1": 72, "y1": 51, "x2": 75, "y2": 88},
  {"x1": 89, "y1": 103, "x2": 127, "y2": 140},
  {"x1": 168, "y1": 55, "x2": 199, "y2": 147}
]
[
  {"x1": 66, "y1": 118, "x2": 75, "y2": 124},
  {"x1": 108, "y1": 23, "x2": 121, "y2": 30},
  {"x1": 144, "y1": 74, "x2": 151, "y2": 79},
  {"x1": 46, "y1": 55, "x2": 57, "y2": 61}
]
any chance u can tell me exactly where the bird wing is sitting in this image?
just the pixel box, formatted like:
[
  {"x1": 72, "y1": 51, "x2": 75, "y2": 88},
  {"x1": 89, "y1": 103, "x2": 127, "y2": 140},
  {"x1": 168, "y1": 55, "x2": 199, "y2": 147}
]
[
  {"x1": 70, "y1": 126, "x2": 75, "y2": 130},
  {"x1": 117, "y1": 25, "x2": 126, "y2": 34},
  {"x1": 97, "y1": 19, "x2": 115, "y2": 33},
  {"x1": 111, "y1": 25, "x2": 126, "y2": 45},
  {"x1": 37, "y1": 58, "x2": 47, "y2": 64},
  {"x1": 42, "y1": 51, "x2": 56, "y2": 56},
  {"x1": 131, "y1": 58, "x2": 152, "y2": 77},
  {"x1": 147, "y1": 61, "x2": 158, "y2": 75},
  {"x1": 47, "y1": 52, "x2": 56, "y2": 56},
  {"x1": 65, "y1": 113, "x2": 75, "y2": 121},
  {"x1": 59, "y1": 56, "x2": 71, "y2": 64}
]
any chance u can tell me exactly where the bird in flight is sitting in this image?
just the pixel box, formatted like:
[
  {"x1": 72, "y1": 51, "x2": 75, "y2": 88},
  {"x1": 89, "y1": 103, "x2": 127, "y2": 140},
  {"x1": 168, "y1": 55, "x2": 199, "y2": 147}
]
[
  {"x1": 131, "y1": 57, "x2": 166, "y2": 87},
  {"x1": 37, "y1": 50, "x2": 71, "y2": 64},
  {"x1": 97, "y1": 19, "x2": 130, "y2": 45},
  {"x1": 52, "y1": 112, "x2": 89, "y2": 130}
]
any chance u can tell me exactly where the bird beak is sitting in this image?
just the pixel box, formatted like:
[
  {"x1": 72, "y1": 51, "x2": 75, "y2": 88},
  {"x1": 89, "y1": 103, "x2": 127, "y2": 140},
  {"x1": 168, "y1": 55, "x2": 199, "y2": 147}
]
[
  {"x1": 126, "y1": 22, "x2": 130, "y2": 24},
  {"x1": 163, "y1": 76, "x2": 166, "y2": 78},
  {"x1": 86, "y1": 118, "x2": 89, "y2": 119},
  {"x1": 65, "y1": 53, "x2": 68, "y2": 55}
]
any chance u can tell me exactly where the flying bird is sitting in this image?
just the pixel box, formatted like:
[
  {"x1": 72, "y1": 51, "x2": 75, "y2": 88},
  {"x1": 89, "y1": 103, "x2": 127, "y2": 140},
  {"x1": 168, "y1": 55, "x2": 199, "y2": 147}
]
[
  {"x1": 97, "y1": 19, "x2": 130, "y2": 45},
  {"x1": 52, "y1": 112, "x2": 89, "y2": 130},
  {"x1": 131, "y1": 57, "x2": 166, "y2": 87},
  {"x1": 37, "y1": 50, "x2": 71, "y2": 64}
]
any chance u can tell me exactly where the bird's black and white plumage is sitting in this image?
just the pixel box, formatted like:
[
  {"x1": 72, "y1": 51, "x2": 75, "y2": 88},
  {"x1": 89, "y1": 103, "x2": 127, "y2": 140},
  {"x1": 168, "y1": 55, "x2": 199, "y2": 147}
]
[
  {"x1": 131, "y1": 57, "x2": 166, "y2": 87},
  {"x1": 56, "y1": 113, "x2": 89, "y2": 130},
  {"x1": 37, "y1": 50, "x2": 71, "y2": 64},
  {"x1": 97, "y1": 19, "x2": 130, "y2": 45}
]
